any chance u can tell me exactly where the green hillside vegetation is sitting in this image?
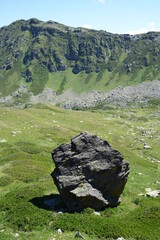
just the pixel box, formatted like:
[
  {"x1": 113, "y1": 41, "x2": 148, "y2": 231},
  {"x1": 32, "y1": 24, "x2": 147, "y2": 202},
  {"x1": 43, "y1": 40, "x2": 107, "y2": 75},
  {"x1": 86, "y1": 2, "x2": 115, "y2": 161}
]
[
  {"x1": 1, "y1": 19, "x2": 160, "y2": 97},
  {"x1": 0, "y1": 18, "x2": 160, "y2": 240},
  {"x1": 0, "y1": 103, "x2": 160, "y2": 239}
]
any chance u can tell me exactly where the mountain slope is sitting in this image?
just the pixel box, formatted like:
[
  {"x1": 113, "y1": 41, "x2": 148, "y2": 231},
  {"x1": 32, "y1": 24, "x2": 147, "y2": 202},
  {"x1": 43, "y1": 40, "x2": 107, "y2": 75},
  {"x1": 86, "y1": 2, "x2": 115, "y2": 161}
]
[{"x1": 0, "y1": 18, "x2": 160, "y2": 97}]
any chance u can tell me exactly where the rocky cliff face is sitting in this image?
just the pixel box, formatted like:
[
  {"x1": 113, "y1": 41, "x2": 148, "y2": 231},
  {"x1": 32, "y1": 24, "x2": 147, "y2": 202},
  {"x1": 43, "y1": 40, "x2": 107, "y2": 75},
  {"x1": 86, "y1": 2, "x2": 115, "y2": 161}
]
[
  {"x1": 51, "y1": 132, "x2": 129, "y2": 212},
  {"x1": 0, "y1": 18, "x2": 160, "y2": 97}
]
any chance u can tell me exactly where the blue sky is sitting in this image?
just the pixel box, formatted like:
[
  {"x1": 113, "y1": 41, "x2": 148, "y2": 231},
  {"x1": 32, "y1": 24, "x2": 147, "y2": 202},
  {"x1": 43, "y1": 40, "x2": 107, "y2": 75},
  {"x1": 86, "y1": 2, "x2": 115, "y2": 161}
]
[{"x1": 0, "y1": 0, "x2": 160, "y2": 34}]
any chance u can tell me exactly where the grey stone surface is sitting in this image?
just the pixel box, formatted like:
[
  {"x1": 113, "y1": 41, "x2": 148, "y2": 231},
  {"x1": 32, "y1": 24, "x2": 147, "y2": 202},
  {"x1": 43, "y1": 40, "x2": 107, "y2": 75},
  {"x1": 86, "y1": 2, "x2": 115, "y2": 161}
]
[
  {"x1": 1, "y1": 80, "x2": 160, "y2": 109},
  {"x1": 51, "y1": 132, "x2": 129, "y2": 212},
  {"x1": 146, "y1": 190, "x2": 160, "y2": 198}
]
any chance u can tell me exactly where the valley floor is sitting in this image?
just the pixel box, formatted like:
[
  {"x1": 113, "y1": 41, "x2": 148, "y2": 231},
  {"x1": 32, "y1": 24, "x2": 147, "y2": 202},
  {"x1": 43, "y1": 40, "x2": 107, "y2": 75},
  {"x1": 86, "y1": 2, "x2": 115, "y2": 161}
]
[{"x1": 0, "y1": 104, "x2": 159, "y2": 239}]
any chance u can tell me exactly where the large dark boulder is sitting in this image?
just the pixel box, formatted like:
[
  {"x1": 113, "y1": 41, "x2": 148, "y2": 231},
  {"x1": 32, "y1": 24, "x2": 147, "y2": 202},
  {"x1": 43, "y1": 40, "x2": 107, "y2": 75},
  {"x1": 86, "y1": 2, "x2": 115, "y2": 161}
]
[{"x1": 51, "y1": 132, "x2": 129, "y2": 212}]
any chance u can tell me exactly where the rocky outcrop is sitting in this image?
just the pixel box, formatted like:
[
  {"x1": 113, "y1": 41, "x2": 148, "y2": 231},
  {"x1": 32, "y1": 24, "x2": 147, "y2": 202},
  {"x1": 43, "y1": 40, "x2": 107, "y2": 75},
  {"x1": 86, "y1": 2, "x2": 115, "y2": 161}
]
[{"x1": 51, "y1": 132, "x2": 129, "y2": 212}]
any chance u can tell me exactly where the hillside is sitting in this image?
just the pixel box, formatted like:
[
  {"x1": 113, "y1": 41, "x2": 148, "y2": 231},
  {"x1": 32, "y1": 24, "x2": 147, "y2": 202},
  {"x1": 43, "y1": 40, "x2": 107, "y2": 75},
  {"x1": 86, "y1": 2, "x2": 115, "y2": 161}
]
[
  {"x1": 1, "y1": 18, "x2": 160, "y2": 99},
  {"x1": 0, "y1": 104, "x2": 160, "y2": 239}
]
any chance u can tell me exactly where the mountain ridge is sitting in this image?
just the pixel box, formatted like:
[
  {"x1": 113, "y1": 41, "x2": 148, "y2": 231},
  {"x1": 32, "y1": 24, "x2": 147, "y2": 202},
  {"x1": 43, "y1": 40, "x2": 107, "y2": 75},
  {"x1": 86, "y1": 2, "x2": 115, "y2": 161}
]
[{"x1": 0, "y1": 18, "x2": 160, "y2": 98}]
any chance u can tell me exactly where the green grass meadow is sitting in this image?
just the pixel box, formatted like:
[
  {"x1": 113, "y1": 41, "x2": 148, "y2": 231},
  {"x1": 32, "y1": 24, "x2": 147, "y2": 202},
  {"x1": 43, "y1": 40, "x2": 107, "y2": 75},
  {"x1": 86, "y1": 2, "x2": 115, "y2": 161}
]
[{"x1": 0, "y1": 104, "x2": 160, "y2": 239}]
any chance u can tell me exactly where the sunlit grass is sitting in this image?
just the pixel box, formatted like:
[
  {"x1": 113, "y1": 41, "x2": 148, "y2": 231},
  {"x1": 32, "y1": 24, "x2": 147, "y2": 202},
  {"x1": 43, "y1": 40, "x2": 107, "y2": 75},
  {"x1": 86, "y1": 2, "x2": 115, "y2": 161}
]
[{"x1": 0, "y1": 104, "x2": 159, "y2": 239}]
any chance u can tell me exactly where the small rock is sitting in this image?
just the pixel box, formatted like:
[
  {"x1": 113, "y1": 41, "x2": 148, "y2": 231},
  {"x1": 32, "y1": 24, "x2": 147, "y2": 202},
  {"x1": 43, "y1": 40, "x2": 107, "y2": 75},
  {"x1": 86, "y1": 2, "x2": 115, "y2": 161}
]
[
  {"x1": 146, "y1": 190, "x2": 160, "y2": 198},
  {"x1": 75, "y1": 231, "x2": 85, "y2": 239},
  {"x1": 93, "y1": 211, "x2": 101, "y2": 216},
  {"x1": 0, "y1": 139, "x2": 7, "y2": 143},
  {"x1": 144, "y1": 143, "x2": 151, "y2": 149},
  {"x1": 138, "y1": 193, "x2": 145, "y2": 196},
  {"x1": 14, "y1": 233, "x2": 19, "y2": 237},
  {"x1": 117, "y1": 238, "x2": 125, "y2": 240},
  {"x1": 12, "y1": 131, "x2": 17, "y2": 135},
  {"x1": 57, "y1": 228, "x2": 62, "y2": 234}
]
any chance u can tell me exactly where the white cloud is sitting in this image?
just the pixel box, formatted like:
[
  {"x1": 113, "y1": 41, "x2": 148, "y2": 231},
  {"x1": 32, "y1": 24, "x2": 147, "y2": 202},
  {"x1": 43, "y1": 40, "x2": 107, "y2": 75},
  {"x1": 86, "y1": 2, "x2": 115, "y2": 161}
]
[
  {"x1": 98, "y1": 0, "x2": 105, "y2": 4},
  {"x1": 126, "y1": 22, "x2": 157, "y2": 35},
  {"x1": 82, "y1": 24, "x2": 92, "y2": 29}
]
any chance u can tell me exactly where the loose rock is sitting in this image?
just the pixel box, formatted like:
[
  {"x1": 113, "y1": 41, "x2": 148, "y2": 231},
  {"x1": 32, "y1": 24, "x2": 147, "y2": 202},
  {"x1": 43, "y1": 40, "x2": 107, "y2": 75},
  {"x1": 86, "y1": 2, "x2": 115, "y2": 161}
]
[
  {"x1": 93, "y1": 211, "x2": 101, "y2": 216},
  {"x1": 57, "y1": 228, "x2": 62, "y2": 234},
  {"x1": 51, "y1": 132, "x2": 129, "y2": 212},
  {"x1": 144, "y1": 143, "x2": 152, "y2": 149},
  {"x1": 0, "y1": 139, "x2": 7, "y2": 143},
  {"x1": 146, "y1": 190, "x2": 160, "y2": 198},
  {"x1": 75, "y1": 231, "x2": 85, "y2": 239}
]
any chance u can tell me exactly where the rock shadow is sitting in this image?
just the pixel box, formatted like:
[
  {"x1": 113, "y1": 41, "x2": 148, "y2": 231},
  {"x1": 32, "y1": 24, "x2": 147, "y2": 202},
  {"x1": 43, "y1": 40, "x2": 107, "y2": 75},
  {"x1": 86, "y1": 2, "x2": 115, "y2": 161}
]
[{"x1": 30, "y1": 194, "x2": 66, "y2": 211}]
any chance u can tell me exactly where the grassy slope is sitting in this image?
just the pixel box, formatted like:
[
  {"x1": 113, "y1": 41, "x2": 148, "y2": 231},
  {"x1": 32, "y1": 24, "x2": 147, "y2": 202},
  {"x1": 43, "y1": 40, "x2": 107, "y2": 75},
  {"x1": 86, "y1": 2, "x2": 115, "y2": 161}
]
[
  {"x1": 1, "y1": 20, "x2": 160, "y2": 97},
  {"x1": 0, "y1": 28, "x2": 30, "y2": 97},
  {"x1": 46, "y1": 66, "x2": 160, "y2": 94},
  {"x1": 0, "y1": 104, "x2": 160, "y2": 239}
]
